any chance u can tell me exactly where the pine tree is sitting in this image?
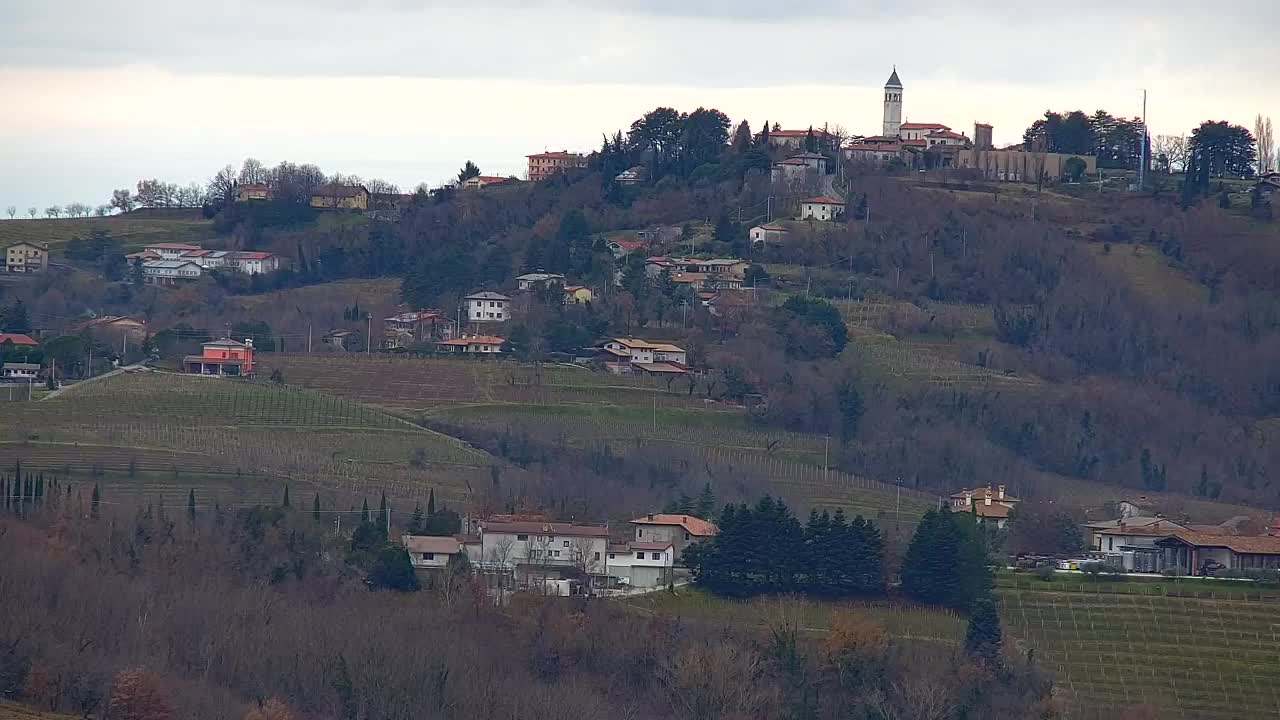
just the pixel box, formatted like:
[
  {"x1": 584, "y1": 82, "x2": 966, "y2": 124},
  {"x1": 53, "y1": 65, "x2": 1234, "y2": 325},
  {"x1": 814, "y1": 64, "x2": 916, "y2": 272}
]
[
  {"x1": 408, "y1": 502, "x2": 424, "y2": 535},
  {"x1": 694, "y1": 483, "x2": 716, "y2": 519},
  {"x1": 901, "y1": 509, "x2": 991, "y2": 609},
  {"x1": 282, "y1": 485, "x2": 291, "y2": 508},
  {"x1": 91, "y1": 483, "x2": 101, "y2": 518},
  {"x1": 313, "y1": 493, "x2": 322, "y2": 523},
  {"x1": 187, "y1": 489, "x2": 196, "y2": 521},
  {"x1": 964, "y1": 596, "x2": 1003, "y2": 664},
  {"x1": 426, "y1": 487, "x2": 436, "y2": 517},
  {"x1": 361, "y1": 498, "x2": 370, "y2": 522},
  {"x1": 378, "y1": 492, "x2": 388, "y2": 525}
]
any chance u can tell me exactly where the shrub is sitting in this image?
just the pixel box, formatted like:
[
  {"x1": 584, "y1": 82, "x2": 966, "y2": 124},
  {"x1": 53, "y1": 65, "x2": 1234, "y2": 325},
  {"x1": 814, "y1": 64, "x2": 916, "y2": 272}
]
[{"x1": 1033, "y1": 564, "x2": 1056, "y2": 582}]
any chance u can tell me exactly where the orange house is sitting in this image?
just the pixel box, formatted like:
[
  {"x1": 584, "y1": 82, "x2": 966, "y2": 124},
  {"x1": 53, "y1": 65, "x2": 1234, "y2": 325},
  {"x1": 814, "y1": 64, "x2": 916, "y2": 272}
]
[{"x1": 184, "y1": 338, "x2": 255, "y2": 377}]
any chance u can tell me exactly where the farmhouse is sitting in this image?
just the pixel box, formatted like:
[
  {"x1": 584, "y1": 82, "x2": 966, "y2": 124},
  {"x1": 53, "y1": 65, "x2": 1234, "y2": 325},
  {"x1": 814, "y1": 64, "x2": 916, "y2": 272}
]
[
  {"x1": 844, "y1": 142, "x2": 907, "y2": 166},
  {"x1": 771, "y1": 158, "x2": 811, "y2": 185},
  {"x1": 1156, "y1": 532, "x2": 1280, "y2": 576},
  {"x1": 5, "y1": 242, "x2": 49, "y2": 273},
  {"x1": 461, "y1": 175, "x2": 510, "y2": 190},
  {"x1": 183, "y1": 338, "x2": 255, "y2": 377},
  {"x1": 800, "y1": 196, "x2": 845, "y2": 222},
  {"x1": 605, "y1": 541, "x2": 675, "y2": 589},
  {"x1": 563, "y1": 285, "x2": 594, "y2": 304},
  {"x1": 526, "y1": 151, "x2": 587, "y2": 182},
  {"x1": 947, "y1": 485, "x2": 1019, "y2": 529},
  {"x1": 236, "y1": 183, "x2": 273, "y2": 202},
  {"x1": 436, "y1": 335, "x2": 505, "y2": 355},
  {"x1": 468, "y1": 519, "x2": 610, "y2": 589},
  {"x1": 0, "y1": 334, "x2": 39, "y2": 348},
  {"x1": 142, "y1": 259, "x2": 203, "y2": 284},
  {"x1": 630, "y1": 513, "x2": 718, "y2": 561},
  {"x1": 599, "y1": 338, "x2": 688, "y2": 375},
  {"x1": 608, "y1": 239, "x2": 648, "y2": 258},
  {"x1": 310, "y1": 184, "x2": 370, "y2": 210},
  {"x1": 322, "y1": 330, "x2": 355, "y2": 351},
  {"x1": 614, "y1": 166, "x2": 646, "y2": 185},
  {"x1": 749, "y1": 223, "x2": 790, "y2": 245},
  {"x1": 515, "y1": 272, "x2": 566, "y2": 291},
  {"x1": 402, "y1": 535, "x2": 464, "y2": 570},
  {"x1": 383, "y1": 310, "x2": 449, "y2": 349},
  {"x1": 73, "y1": 316, "x2": 148, "y2": 344},
  {"x1": 464, "y1": 292, "x2": 510, "y2": 322},
  {"x1": 1, "y1": 363, "x2": 40, "y2": 380}
]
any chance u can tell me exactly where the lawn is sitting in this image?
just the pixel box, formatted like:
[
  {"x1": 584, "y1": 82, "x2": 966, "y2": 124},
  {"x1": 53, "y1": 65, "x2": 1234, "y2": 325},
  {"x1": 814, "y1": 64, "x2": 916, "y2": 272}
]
[
  {"x1": 0, "y1": 702, "x2": 76, "y2": 720},
  {"x1": 0, "y1": 212, "x2": 216, "y2": 252},
  {"x1": 1091, "y1": 243, "x2": 1208, "y2": 305}
]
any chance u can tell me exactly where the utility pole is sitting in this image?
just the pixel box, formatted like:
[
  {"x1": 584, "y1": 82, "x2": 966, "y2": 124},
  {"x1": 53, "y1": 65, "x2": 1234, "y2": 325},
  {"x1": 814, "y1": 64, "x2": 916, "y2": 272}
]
[
  {"x1": 652, "y1": 397, "x2": 657, "y2": 432},
  {"x1": 1139, "y1": 89, "x2": 1148, "y2": 192},
  {"x1": 307, "y1": 324, "x2": 312, "y2": 353},
  {"x1": 823, "y1": 435, "x2": 830, "y2": 482},
  {"x1": 385, "y1": 501, "x2": 391, "y2": 534},
  {"x1": 365, "y1": 313, "x2": 372, "y2": 354}
]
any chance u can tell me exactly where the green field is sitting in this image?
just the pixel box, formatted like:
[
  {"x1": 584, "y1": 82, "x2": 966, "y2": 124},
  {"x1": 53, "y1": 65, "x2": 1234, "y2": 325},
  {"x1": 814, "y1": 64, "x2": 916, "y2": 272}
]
[
  {"x1": 0, "y1": 702, "x2": 75, "y2": 720},
  {"x1": 1000, "y1": 584, "x2": 1280, "y2": 719},
  {"x1": 0, "y1": 212, "x2": 216, "y2": 252}
]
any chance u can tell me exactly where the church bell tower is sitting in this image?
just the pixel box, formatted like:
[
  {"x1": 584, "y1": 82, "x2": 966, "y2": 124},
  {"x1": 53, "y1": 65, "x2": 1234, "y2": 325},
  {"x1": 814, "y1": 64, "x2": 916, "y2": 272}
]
[{"x1": 883, "y1": 67, "x2": 903, "y2": 138}]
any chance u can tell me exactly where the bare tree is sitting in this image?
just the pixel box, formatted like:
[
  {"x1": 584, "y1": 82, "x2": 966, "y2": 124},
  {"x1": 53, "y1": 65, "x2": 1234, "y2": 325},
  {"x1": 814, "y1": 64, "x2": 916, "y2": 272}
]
[
  {"x1": 570, "y1": 537, "x2": 603, "y2": 593},
  {"x1": 206, "y1": 165, "x2": 238, "y2": 206},
  {"x1": 5, "y1": 206, "x2": 14, "y2": 220},
  {"x1": 1152, "y1": 134, "x2": 1188, "y2": 174},
  {"x1": 239, "y1": 157, "x2": 267, "y2": 185},
  {"x1": 1256, "y1": 115, "x2": 1275, "y2": 175},
  {"x1": 95, "y1": 204, "x2": 111, "y2": 217},
  {"x1": 111, "y1": 188, "x2": 136, "y2": 214},
  {"x1": 365, "y1": 178, "x2": 401, "y2": 195},
  {"x1": 65, "y1": 202, "x2": 90, "y2": 217},
  {"x1": 484, "y1": 535, "x2": 516, "y2": 591},
  {"x1": 27, "y1": 207, "x2": 36, "y2": 219},
  {"x1": 45, "y1": 206, "x2": 61, "y2": 218}
]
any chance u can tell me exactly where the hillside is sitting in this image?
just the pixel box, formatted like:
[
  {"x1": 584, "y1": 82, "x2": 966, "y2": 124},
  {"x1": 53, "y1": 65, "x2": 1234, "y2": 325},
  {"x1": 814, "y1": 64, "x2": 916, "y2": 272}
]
[{"x1": 0, "y1": 210, "x2": 215, "y2": 252}]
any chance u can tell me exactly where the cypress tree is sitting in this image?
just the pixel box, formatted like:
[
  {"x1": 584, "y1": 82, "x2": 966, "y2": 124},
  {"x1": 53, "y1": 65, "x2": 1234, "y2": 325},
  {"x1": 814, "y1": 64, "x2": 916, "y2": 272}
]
[
  {"x1": 91, "y1": 484, "x2": 101, "y2": 518},
  {"x1": 282, "y1": 485, "x2": 291, "y2": 508},
  {"x1": 313, "y1": 493, "x2": 322, "y2": 523},
  {"x1": 408, "y1": 502, "x2": 424, "y2": 535},
  {"x1": 379, "y1": 492, "x2": 388, "y2": 523},
  {"x1": 361, "y1": 498, "x2": 370, "y2": 522},
  {"x1": 187, "y1": 489, "x2": 197, "y2": 521},
  {"x1": 964, "y1": 596, "x2": 1003, "y2": 664},
  {"x1": 694, "y1": 482, "x2": 716, "y2": 519},
  {"x1": 426, "y1": 488, "x2": 436, "y2": 517}
]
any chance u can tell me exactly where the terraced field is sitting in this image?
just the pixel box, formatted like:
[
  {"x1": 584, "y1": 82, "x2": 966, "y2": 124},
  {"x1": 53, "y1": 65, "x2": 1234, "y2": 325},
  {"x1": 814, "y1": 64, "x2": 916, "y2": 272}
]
[
  {"x1": 1000, "y1": 586, "x2": 1280, "y2": 719},
  {"x1": 3, "y1": 372, "x2": 491, "y2": 505}
]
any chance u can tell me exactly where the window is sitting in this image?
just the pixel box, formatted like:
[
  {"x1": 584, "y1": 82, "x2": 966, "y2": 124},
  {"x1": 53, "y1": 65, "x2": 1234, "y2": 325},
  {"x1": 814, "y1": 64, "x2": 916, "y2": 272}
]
[
  {"x1": 684, "y1": 532, "x2": 690, "y2": 541},
  {"x1": 563, "y1": 540, "x2": 570, "y2": 547},
  {"x1": 552, "y1": 550, "x2": 561, "y2": 558},
  {"x1": 517, "y1": 534, "x2": 528, "y2": 541},
  {"x1": 608, "y1": 553, "x2": 615, "y2": 559},
  {"x1": 594, "y1": 552, "x2": 600, "y2": 561},
  {"x1": 423, "y1": 553, "x2": 434, "y2": 560},
  {"x1": 635, "y1": 552, "x2": 643, "y2": 559}
]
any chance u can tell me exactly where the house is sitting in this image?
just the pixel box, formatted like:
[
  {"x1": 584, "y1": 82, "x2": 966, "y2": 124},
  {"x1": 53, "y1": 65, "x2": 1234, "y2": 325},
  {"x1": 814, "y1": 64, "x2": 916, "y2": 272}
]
[
  {"x1": 608, "y1": 239, "x2": 648, "y2": 258},
  {"x1": 947, "y1": 485, "x2": 1020, "y2": 529},
  {"x1": 309, "y1": 184, "x2": 370, "y2": 210},
  {"x1": 844, "y1": 143, "x2": 907, "y2": 166},
  {"x1": 563, "y1": 285, "x2": 594, "y2": 304},
  {"x1": 1156, "y1": 532, "x2": 1280, "y2": 576},
  {"x1": 526, "y1": 151, "x2": 587, "y2": 182},
  {"x1": 322, "y1": 330, "x2": 355, "y2": 351},
  {"x1": 183, "y1": 338, "x2": 255, "y2": 376},
  {"x1": 598, "y1": 338, "x2": 687, "y2": 375},
  {"x1": 800, "y1": 196, "x2": 845, "y2": 222},
  {"x1": 515, "y1": 272, "x2": 566, "y2": 291},
  {"x1": 143, "y1": 242, "x2": 203, "y2": 260},
  {"x1": 926, "y1": 129, "x2": 969, "y2": 148},
  {"x1": 749, "y1": 223, "x2": 790, "y2": 245},
  {"x1": 1, "y1": 363, "x2": 40, "y2": 380},
  {"x1": 73, "y1": 316, "x2": 148, "y2": 344},
  {"x1": 670, "y1": 271, "x2": 710, "y2": 292},
  {"x1": 236, "y1": 183, "x2": 273, "y2": 202},
  {"x1": 787, "y1": 152, "x2": 829, "y2": 174},
  {"x1": 1085, "y1": 516, "x2": 1190, "y2": 572},
  {"x1": 464, "y1": 292, "x2": 510, "y2": 322},
  {"x1": 766, "y1": 128, "x2": 836, "y2": 151},
  {"x1": 436, "y1": 335, "x2": 505, "y2": 355},
  {"x1": 630, "y1": 513, "x2": 718, "y2": 562},
  {"x1": 402, "y1": 535, "x2": 464, "y2": 570},
  {"x1": 383, "y1": 311, "x2": 449, "y2": 350},
  {"x1": 0, "y1": 334, "x2": 38, "y2": 348},
  {"x1": 898, "y1": 122, "x2": 952, "y2": 142},
  {"x1": 5, "y1": 242, "x2": 49, "y2": 273},
  {"x1": 771, "y1": 158, "x2": 811, "y2": 186},
  {"x1": 605, "y1": 541, "x2": 675, "y2": 588},
  {"x1": 461, "y1": 175, "x2": 510, "y2": 190},
  {"x1": 227, "y1": 251, "x2": 280, "y2": 275},
  {"x1": 470, "y1": 519, "x2": 611, "y2": 589},
  {"x1": 141, "y1": 259, "x2": 203, "y2": 284},
  {"x1": 678, "y1": 258, "x2": 749, "y2": 281},
  {"x1": 615, "y1": 166, "x2": 646, "y2": 186}
]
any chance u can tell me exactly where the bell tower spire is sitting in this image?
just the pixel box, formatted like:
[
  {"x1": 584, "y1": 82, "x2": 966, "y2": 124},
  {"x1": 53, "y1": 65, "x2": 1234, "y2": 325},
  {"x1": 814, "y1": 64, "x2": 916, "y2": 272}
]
[{"x1": 883, "y1": 66, "x2": 903, "y2": 138}]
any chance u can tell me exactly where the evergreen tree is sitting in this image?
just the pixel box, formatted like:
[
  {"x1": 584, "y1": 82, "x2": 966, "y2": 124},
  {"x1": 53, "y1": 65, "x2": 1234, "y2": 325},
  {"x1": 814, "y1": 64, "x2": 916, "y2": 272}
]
[
  {"x1": 282, "y1": 485, "x2": 291, "y2": 508},
  {"x1": 187, "y1": 489, "x2": 196, "y2": 521},
  {"x1": 313, "y1": 493, "x2": 322, "y2": 523},
  {"x1": 694, "y1": 483, "x2": 716, "y2": 519},
  {"x1": 378, "y1": 492, "x2": 388, "y2": 525},
  {"x1": 368, "y1": 547, "x2": 420, "y2": 592},
  {"x1": 408, "y1": 502, "x2": 424, "y2": 535},
  {"x1": 91, "y1": 483, "x2": 101, "y2": 518},
  {"x1": 426, "y1": 487, "x2": 436, "y2": 517},
  {"x1": 964, "y1": 596, "x2": 1003, "y2": 664},
  {"x1": 804, "y1": 125, "x2": 817, "y2": 153},
  {"x1": 361, "y1": 498, "x2": 370, "y2": 522},
  {"x1": 900, "y1": 509, "x2": 991, "y2": 609}
]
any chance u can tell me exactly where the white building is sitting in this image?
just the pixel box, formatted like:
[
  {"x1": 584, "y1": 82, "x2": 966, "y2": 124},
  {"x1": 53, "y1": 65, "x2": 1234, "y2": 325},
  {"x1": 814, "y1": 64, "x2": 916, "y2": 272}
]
[
  {"x1": 800, "y1": 196, "x2": 846, "y2": 222},
  {"x1": 143, "y1": 242, "x2": 203, "y2": 260},
  {"x1": 436, "y1": 335, "x2": 505, "y2": 354},
  {"x1": 515, "y1": 272, "x2": 566, "y2": 291},
  {"x1": 1, "y1": 363, "x2": 40, "y2": 380},
  {"x1": 472, "y1": 520, "x2": 610, "y2": 588},
  {"x1": 883, "y1": 68, "x2": 903, "y2": 138},
  {"x1": 141, "y1": 259, "x2": 203, "y2": 284},
  {"x1": 465, "y1": 292, "x2": 510, "y2": 322},
  {"x1": 750, "y1": 223, "x2": 790, "y2": 245},
  {"x1": 605, "y1": 541, "x2": 675, "y2": 588},
  {"x1": 787, "y1": 152, "x2": 829, "y2": 175},
  {"x1": 402, "y1": 535, "x2": 464, "y2": 570},
  {"x1": 899, "y1": 122, "x2": 952, "y2": 142},
  {"x1": 138, "y1": 244, "x2": 280, "y2": 275},
  {"x1": 947, "y1": 485, "x2": 1020, "y2": 530},
  {"x1": 629, "y1": 513, "x2": 718, "y2": 561}
]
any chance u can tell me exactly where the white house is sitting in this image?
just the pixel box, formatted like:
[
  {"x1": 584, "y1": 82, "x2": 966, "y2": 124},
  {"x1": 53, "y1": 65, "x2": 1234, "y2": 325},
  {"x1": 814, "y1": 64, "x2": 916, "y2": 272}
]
[
  {"x1": 787, "y1": 152, "x2": 829, "y2": 174},
  {"x1": 770, "y1": 158, "x2": 810, "y2": 186},
  {"x1": 465, "y1": 292, "x2": 510, "y2": 322},
  {"x1": 629, "y1": 513, "x2": 718, "y2": 561},
  {"x1": 750, "y1": 223, "x2": 790, "y2": 245},
  {"x1": 143, "y1": 242, "x2": 203, "y2": 260},
  {"x1": 605, "y1": 541, "x2": 675, "y2": 588},
  {"x1": 1086, "y1": 517, "x2": 1188, "y2": 554},
  {"x1": 402, "y1": 535, "x2": 464, "y2": 570},
  {"x1": 800, "y1": 196, "x2": 845, "y2": 222},
  {"x1": 1, "y1": 363, "x2": 40, "y2": 380},
  {"x1": 515, "y1": 272, "x2": 566, "y2": 291},
  {"x1": 472, "y1": 520, "x2": 611, "y2": 589},
  {"x1": 898, "y1": 122, "x2": 951, "y2": 142},
  {"x1": 436, "y1": 335, "x2": 505, "y2": 354},
  {"x1": 141, "y1": 259, "x2": 203, "y2": 284},
  {"x1": 605, "y1": 338, "x2": 655, "y2": 364}
]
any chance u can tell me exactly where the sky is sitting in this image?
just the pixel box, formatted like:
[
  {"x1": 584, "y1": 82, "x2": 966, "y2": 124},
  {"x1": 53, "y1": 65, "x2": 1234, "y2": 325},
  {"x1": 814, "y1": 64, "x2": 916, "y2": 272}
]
[{"x1": 1, "y1": 0, "x2": 1277, "y2": 211}]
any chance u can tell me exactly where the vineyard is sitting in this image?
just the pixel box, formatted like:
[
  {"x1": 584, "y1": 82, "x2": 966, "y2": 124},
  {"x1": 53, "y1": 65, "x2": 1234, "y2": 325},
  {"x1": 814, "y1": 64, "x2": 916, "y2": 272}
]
[
  {"x1": 1000, "y1": 585, "x2": 1280, "y2": 719},
  {"x1": 1, "y1": 372, "x2": 492, "y2": 506}
]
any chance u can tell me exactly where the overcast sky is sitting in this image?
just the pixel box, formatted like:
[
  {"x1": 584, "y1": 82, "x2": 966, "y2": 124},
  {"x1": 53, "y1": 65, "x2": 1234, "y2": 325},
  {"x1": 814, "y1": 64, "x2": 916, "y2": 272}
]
[{"x1": 2, "y1": 0, "x2": 1276, "y2": 210}]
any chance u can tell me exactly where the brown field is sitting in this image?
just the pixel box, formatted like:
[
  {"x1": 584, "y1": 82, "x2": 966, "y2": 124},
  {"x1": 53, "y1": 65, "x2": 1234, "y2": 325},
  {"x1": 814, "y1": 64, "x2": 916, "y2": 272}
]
[{"x1": 0, "y1": 211, "x2": 216, "y2": 252}]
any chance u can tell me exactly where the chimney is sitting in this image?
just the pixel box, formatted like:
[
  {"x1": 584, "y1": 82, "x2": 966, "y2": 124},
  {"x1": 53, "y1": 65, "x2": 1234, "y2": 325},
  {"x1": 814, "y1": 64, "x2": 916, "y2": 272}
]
[
  {"x1": 1269, "y1": 515, "x2": 1280, "y2": 537},
  {"x1": 997, "y1": 485, "x2": 1006, "y2": 500},
  {"x1": 984, "y1": 494, "x2": 992, "y2": 506},
  {"x1": 647, "y1": 513, "x2": 654, "y2": 521}
]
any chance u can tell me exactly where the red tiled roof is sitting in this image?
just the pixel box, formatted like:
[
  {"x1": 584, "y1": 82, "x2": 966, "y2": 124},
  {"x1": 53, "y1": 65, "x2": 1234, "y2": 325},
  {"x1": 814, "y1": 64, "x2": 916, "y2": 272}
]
[
  {"x1": 437, "y1": 335, "x2": 506, "y2": 346},
  {"x1": 802, "y1": 196, "x2": 845, "y2": 205},
  {"x1": 482, "y1": 520, "x2": 610, "y2": 538},
  {"x1": 402, "y1": 535, "x2": 462, "y2": 554},
  {"x1": 233, "y1": 251, "x2": 273, "y2": 260},
  {"x1": 630, "y1": 514, "x2": 719, "y2": 537},
  {"x1": 312, "y1": 184, "x2": 368, "y2": 198},
  {"x1": 1159, "y1": 532, "x2": 1280, "y2": 555},
  {"x1": 0, "y1": 334, "x2": 37, "y2": 346},
  {"x1": 527, "y1": 151, "x2": 582, "y2": 159},
  {"x1": 900, "y1": 122, "x2": 950, "y2": 130},
  {"x1": 474, "y1": 176, "x2": 508, "y2": 183},
  {"x1": 928, "y1": 130, "x2": 967, "y2": 140},
  {"x1": 847, "y1": 143, "x2": 902, "y2": 152}
]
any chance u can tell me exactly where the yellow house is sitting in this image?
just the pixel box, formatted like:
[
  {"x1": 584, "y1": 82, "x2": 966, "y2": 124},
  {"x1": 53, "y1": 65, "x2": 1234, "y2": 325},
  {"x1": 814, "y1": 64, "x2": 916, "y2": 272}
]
[
  {"x1": 563, "y1": 285, "x2": 594, "y2": 304},
  {"x1": 237, "y1": 183, "x2": 273, "y2": 202},
  {"x1": 5, "y1": 242, "x2": 49, "y2": 273},
  {"x1": 310, "y1": 184, "x2": 370, "y2": 210}
]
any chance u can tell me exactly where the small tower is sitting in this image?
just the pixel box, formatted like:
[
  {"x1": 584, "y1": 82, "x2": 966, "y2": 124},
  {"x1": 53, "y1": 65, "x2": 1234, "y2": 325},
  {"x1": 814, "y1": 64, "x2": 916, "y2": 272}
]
[{"x1": 883, "y1": 67, "x2": 903, "y2": 138}]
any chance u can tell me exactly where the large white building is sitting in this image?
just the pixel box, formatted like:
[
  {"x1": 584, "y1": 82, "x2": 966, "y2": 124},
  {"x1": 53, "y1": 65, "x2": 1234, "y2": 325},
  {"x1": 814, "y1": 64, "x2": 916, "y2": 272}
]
[
  {"x1": 464, "y1": 292, "x2": 510, "y2": 322},
  {"x1": 465, "y1": 519, "x2": 610, "y2": 589},
  {"x1": 605, "y1": 541, "x2": 675, "y2": 588}
]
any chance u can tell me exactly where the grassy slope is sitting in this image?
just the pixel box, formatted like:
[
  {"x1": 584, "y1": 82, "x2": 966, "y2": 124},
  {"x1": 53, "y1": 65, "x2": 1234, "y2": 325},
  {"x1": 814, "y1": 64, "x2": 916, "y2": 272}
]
[
  {"x1": 0, "y1": 212, "x2": 216, "y2": 252},
  {"x1": 0, "y1": 702, "x2": 75, "y2": 720}
]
